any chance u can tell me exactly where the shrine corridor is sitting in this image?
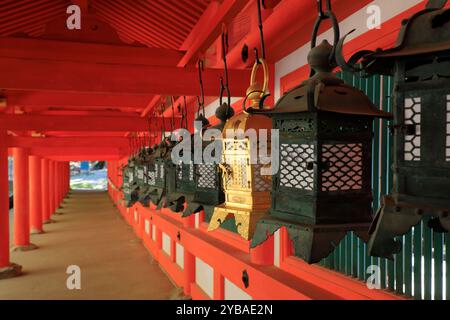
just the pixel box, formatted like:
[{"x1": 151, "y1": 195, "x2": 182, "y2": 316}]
[{"x1": 0, "y1": 191, "x2": 177, "y2": 300}]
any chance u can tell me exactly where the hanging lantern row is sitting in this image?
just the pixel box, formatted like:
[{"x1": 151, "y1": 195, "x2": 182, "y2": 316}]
[
  {"x1": 120, "y1": 0, "x2": 449, "y2": 264},
  {"x1": 184, "y1": 44, "x2": 235, "y2": 219}
]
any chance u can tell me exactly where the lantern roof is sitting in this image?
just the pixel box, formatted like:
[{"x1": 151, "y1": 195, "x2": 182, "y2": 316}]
[
  {"x1": 267, "y1": 40, "x2": 391, "y2": 119},
  {"x1": 222, "y1": 112, "x2": 272, "y2": 136},
  {"x1": 363, "y1": 6, "x2": 450, "y2": 74}
]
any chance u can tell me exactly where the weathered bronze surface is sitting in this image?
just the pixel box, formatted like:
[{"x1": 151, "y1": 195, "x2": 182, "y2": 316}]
[
  {"x1": 339, "y1": 1, "x2": 450, "y2": 259},
  {"x1": 250, "y1": 1, "x2": 391, "y2": 263}
]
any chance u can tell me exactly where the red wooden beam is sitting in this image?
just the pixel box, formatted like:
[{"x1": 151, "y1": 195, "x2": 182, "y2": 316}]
[
  {"x1": 7, "y1": 136, "x2": 129, "y2": 149},
  {"x1": 139, "y1": 0, "x2": 250, "y2": 119},
  {"x1": 177, "y1": 0, "x2": 250, "y2": 67},
  {"x1": 0, "y1": 37, "x2": 185, "y2": 67},
  {"x1": 226, "y1": 0, "x2": 376, "y2": 66},
  {"x1": 48, "y1": 156, "x2": 122, "y2": 161},
  {"x1": 30, "y1": 147, "x2": 124, "y2": 157},
  {"x1": 6, "y1": 91, "x2": 153, "y2": 109},
  {"x1": 0, "y1": 114, "x2": 176, "y2": 132},
  {"x1": 0, "y1": 57, "x2": 250, "y2": 96}
]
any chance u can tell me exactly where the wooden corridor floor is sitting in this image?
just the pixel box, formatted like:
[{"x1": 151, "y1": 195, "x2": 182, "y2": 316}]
[{"x1": 0, "y1": 191, "x2": 178, "y2": 299}]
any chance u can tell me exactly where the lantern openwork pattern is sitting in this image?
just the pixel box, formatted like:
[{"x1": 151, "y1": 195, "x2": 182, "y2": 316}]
[
  {"x1": 249, "y1": 32, "x2": 391, "y2": 263},
  {"x1": 352, "y1": 2, "x2": 450, "y2": 258},
  {"x1": 208, "y1": 111, "x2": 272, "y2": 240}
]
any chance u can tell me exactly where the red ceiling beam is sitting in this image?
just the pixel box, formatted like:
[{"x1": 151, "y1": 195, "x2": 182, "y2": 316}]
[
  {"x1": 47, "y1": 156, "x2": 122, "y2": 161},
  {"x1": 0, "y1": 114, "x2": 176, "y2": 132},
  {"x1": 7, "y1": 136, "x2": 129, "y2": 149},
  {"x1": 139, "y1": 0, "x2": 250, "y2": 118},
  {"x1": 140, "y1": 96, "x2": 162, "y2": 118},
  {"x1": 226, "y1": 0, "x2": 377, "y2": 66},
  {"x1": 0, "y1": 37, "x2": 185, "y2": 66},
  {"x1": 6, "y1": 91, "x2": 152, "y2": 109},
  {"x1": 30, "y1": 147, "x2": 124, "y2": 157},
  {"x1": 0, "y1": 57, "x2": 250, "y2": 96},
  {"x1": 177, "y1": 0, "x2": 250, "y2": 67}
]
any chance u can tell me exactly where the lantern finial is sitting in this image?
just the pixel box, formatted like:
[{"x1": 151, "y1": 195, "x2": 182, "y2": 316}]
[{"x1": 308, "y1": 39, "x2": 335, "y2": 74}]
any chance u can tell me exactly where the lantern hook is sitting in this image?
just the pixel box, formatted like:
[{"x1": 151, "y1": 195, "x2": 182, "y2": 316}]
[
  {"x1": 197, "y1": 59, "x2": 206, "y2": 118},
  {"x1": 221, "y1": 30, "x2": 233, "y2": 117},
  {"x1": 256, "y1": 0, "x2": 266, "y2": 60},
  {"x1": 310, "y1": 0, "x2": 340, "y2": 76}
]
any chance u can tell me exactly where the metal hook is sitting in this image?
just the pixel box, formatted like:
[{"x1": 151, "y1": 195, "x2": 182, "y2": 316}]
[
  {"x1": 170, "y1": 96, "x2": 175, "y2": 132},
  {"x1": 256, "y1": 0, "x2": 266, "y2": 60},
  {"x1": 197, "y1": 59, "x2": 205, "y2": 117},
  {"x1": 310, "y1": 0, "x2": 340, "y2": 77},
  {"x1": 220, "y1": 30, "x2": 232, "y2": 116},
  {"x1": 254, "y1": 48, "x2": 261, "y2": 64}
]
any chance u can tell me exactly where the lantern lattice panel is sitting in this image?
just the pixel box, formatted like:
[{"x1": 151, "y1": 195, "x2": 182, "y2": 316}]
[
  {"x1": 159, "y1": 164, "x2": 164, "y2": 179},
  {"x1": 177, "y1": 161, "x2": 194, "y2": 181},
  {"x1": 225, "y1": 140, "x2": 247, "y2": 152},
  {"x1": 275, "y1": 118, "x2": 314, "y2": 134},
  {"x1": 321, "y1": 143, "x2": 363, "y2": 192},
  {"x1": 197, "y1": 164, "x2": 216, "y2": 189},
  {"x1": 253, "y1": 164, "x2": 271, "y2": 191},
  {"x1": 224, "y1": 158, "x2": 248, "y2": 189},
  {"x1": 279, "y1": 143, "x2": 314, "y2": 190},
  {"x1": 147, "y1": 171, "x2": 156, "y2": 186},
  {"x1": 177, "y1": 162, "x2": 182, "y2": 180},
  {"x1": 128, "y1": 170, "x2": 134, "y2": 184},
  {"x1": 404, "y1": 97, "x2": 421, "y2": 161},
  {"x1": 189, "y1": 162, "x2": 194, "y2": 180},
  {"x1": 446, "y1": 95, "x2": 450, "y2": 161}
]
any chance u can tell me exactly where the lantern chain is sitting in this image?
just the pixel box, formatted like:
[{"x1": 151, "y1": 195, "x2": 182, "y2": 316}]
[{"x1": 197, "y1": 59, "x2": 206, "y2": 118}]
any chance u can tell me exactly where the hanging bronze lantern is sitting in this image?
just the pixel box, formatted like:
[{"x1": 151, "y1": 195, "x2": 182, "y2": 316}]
[
  {"x1": 208, "y1": 55, "x2": 272, "y2": 240},
  {"x1": 183, "y1": 103, "x2": 234, "y2": 218},
  {"x1": 165, "y1": 98, "x2": 197, "y2": 213},
  {"x1": 337, "y1": 0, "x2": 450, "y2": 258},
  {"x1": 141, "y1": 103, "x2": 176, "y2": 209},
  {"x1": 183, "y1": 57, "x2": 234, "y2": 219},
  {"x1": 135, "y1": 146, "x2": 156, "y2": 207},
  {"x1": 121, "y1": 160, "x2": 138, "y2": 208},
  {"x1": 121, "y1": 134, "x2": 142, "y2": 208},
  {"x1": 250, "y1": 0, "x2": 391, "y2": 263}
]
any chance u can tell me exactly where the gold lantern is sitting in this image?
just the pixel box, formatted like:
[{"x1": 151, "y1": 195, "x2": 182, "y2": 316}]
[{"x1": 208, "y1": 59, "x2": 272, "y2": 240}]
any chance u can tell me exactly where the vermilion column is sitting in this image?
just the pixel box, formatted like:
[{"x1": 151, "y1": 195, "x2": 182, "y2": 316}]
[
  {"x1": 0, "y1": 131, "x2": 22, "y2": 278},
  {"x1": 49, "y1": 160, "x2": 55, "y2": 217},
  {"x1": 59, "y1": 162, "x2": 63, "y2": 203},
  {"x1": 54, "y1": 161, "x2": 59, "y2": 212},
  {"x1": 13, "y1": 148, "x2": 37, "y2": 251},
  {"x1": 65, "y1": 162, "x2": 70, "y2": 195},
  {"x1": 60, "y1": 163, "x2": 64, "y2": 201},
  {"x1": 29, "y1": 155, "x2": 43, "y2": 234},
  {"x1": 183, "y1": 250, "x2": 195, "y2": 295},
  {"x1": 55, "y1": 162, "x2": 60, "y2": 209},
  {"x1": 41, "y1": 158, "x2": 51, "y2": 224}
]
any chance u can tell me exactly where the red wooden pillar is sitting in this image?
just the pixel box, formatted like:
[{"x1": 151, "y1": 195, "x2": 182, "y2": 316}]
[
  {"x1": 107, "y1": 161, "x2": 111, "y2": 197},
  {"x1": 55, "y1": 161, "x2": 60, "y2": 209},
  {"x1": 57, "y1": 162, "x2": 61, "y2": 205},
  {"x1": 66, "y1": 162, "x2": 70, "y2": 195},
  {"x1": 0, "y1": 131, "x2": 22, "y2": 278},
  {"x1": 41, "y1": 158, "x2": 51, "y2": 224},
  {"x1": 13, "y1": 148, "x2": 37, "y2": 251},
  {"x1": 183, "y1": 250, "x2": 195, "y2": 295},
  {"x1": 60, "y1": 163, "x2": 64, "y2": 201},
  {"x1": 49, "y1": 160, "x2": 55, "y2": 217},
  {"x1": 29, "y1": 155, "x2": 43, "y2": 234},
  {"x1": 57, "y1": 162, "x2": 61, "y2": 209}
]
